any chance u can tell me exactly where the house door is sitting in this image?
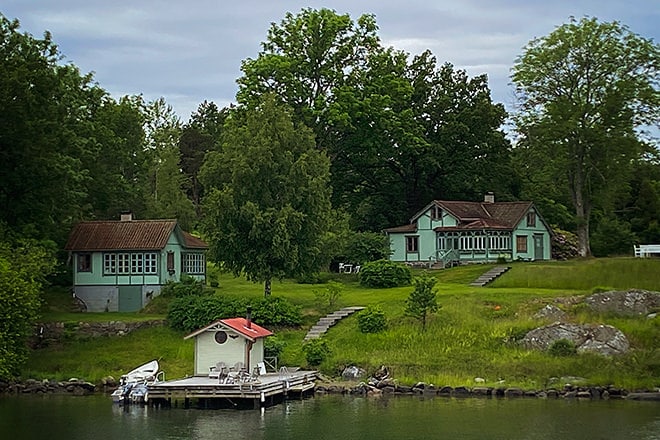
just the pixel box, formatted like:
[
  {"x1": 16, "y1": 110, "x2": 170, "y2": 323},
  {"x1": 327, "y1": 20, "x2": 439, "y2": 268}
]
[
  {"x1": 533, "y1": 234, "x2": 544, "y2": 260},
  {"x1": 119, "y1": 286, "x2": 142, "y2": 312}
]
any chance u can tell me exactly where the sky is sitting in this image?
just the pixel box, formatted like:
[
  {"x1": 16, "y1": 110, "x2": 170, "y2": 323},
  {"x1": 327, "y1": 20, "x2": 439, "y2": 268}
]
[{"x1": 3, "y1": 0, "x2": 658, "y2": 122}]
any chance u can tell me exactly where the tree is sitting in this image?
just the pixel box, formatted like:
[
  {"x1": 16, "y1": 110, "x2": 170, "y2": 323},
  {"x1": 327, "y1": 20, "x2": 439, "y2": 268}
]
[
  {"x1": 200, "y1": 95, "x2": 332, "y2": 296},
  {"x1": 405, "y1": 274, "x2": 439, "y2": 330},
  {"x1": 512, "y1": 17, "x2": 659, "y2": 256},
  {"x1": 0, "y1": 234, "x2": 56, "y2": 379}
]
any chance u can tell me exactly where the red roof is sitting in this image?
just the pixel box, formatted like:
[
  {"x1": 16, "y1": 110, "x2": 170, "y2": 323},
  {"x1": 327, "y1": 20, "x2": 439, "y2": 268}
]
[
  {"x1": 184, "y1": 318, "x2": 273, "y2": 342},
  {"x1": 64, "y1": 219, "x2": 207, "y2": 251}
]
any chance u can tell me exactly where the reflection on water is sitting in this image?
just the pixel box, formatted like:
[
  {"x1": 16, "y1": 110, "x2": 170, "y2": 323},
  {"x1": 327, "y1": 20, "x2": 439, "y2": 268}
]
[{"x1": 2, "y1": 394, "x2": 659, "y2": 440}]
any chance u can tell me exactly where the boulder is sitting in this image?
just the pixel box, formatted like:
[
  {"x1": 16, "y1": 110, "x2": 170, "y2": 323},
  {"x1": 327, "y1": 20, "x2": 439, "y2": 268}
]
[
  {"x1": 341, "y1": 365, "x2": 366, "y2": 381},
  {"x1": 522, "y1": 323, "x2": 629, "y2": 356},
  {"x1": 585, "y1": 289, "x2": 660, "y2": 316},
  {"x1": 533, "y1": 304, "x2": 568, "y2": 322}
]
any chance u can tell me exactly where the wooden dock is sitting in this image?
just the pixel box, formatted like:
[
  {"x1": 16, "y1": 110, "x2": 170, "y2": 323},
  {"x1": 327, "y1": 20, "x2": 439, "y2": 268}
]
[{"x1": 146, "y1": 368, "x2": 317, "y2": 409}]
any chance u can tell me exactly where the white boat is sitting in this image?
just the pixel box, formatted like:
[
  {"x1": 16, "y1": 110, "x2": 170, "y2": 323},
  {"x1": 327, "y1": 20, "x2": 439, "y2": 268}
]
[{"x1": 111, "y1": 360, "x2": 162, "y2": 404}]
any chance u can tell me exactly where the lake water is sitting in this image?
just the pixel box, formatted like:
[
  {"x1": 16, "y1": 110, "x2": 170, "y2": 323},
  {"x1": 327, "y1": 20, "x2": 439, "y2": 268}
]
[{"x1": 1, "y1": 394, "x2": 659, "y2": 440}]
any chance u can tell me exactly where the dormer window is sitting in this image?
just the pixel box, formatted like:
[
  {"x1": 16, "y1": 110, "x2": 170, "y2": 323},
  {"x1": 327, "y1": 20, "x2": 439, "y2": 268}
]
[
  {"x1": 431, "y1": 206, "x2": 443, "y2": 220},
  {"x1": 526, "y1": 212, "x2": 536, "y2": 227}
]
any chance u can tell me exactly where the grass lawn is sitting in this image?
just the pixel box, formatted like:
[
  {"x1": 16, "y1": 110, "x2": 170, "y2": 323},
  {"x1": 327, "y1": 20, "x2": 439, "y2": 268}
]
[{"x1": 26, "y1": 258, "x2": 660, "y2": 389}]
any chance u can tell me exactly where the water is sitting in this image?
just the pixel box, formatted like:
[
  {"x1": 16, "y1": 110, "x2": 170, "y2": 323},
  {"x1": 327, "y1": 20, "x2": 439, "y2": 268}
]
[{"x1": 1, "y1": 394, "x2": 658, "y2": 440}]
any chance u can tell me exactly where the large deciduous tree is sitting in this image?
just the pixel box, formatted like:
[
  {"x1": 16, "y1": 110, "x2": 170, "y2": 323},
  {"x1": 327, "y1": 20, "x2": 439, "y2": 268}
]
[
  {"x1": 200, "y1": 95, "x2": 332, "y2": 296},
  {"x1": 512, "y1": 17, "x2": 659, "y2": 256}
]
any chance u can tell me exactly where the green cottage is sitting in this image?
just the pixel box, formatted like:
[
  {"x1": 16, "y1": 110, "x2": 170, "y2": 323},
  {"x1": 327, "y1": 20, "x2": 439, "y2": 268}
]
[
  {"x1": 64, "y1": 212, "x2": 208, "y2": 312},
  {"x1": 385, "y1": 194, "x2": 552, "y2": 267}
]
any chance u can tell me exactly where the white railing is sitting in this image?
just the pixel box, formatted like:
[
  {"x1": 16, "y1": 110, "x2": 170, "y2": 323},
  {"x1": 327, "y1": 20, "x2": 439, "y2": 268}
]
[{"x1": 634, "y1": 244, "x2": 660, "y2": 257}]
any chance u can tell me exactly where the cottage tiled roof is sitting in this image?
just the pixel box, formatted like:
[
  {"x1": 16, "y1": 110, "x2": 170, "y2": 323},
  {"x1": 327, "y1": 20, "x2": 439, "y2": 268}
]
[
  {"x1": 64, "y1": 219, "x2": 208, "y2": 251},
  {"x1": 385, "y1": 199, "x2": 537, "y2": 233}
]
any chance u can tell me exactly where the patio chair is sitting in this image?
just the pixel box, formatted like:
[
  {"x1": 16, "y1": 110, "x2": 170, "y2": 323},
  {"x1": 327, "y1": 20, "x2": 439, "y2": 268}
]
[{"x1": 208, "y1": 361, "x2": 227, "y2": 381}]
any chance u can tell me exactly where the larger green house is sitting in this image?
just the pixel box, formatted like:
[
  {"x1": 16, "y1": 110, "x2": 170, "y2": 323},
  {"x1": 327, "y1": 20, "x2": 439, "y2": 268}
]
[
  {"x1": 384, "y1": 194, "x2": 552, "y2": 267},
  {"x1": 64, "y1": 213, "x2": 208, "y2": 312}
]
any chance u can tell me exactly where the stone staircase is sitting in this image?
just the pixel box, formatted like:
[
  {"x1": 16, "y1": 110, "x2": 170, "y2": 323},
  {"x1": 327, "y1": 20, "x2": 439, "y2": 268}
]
[
  {"x1": 470, "y1": 265, "x2": 511, "y2": 287},
  {"x1": 304, "y1": 306, "x2": 365, "y2": 341}
]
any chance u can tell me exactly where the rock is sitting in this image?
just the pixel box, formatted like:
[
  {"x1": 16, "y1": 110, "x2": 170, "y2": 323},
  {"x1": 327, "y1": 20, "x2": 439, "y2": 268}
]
[
  {"x1": 504, "y1": 387, "x2": 523, "y2": 397},
  {"x1": 576, "y1": 391, "x2": 592, "y2": 399},
  {"x1": 472, "y1": 387, "x2": 492, "y2": 396},
  {"x1": 341, "y1": 365, "x2": 366, "y2": 381},
  {"x1": 533, "y1": 304, "x2": 568, "y2": 322},
  {"x1": 626, "y1": 392, "x2": 660, "y2": 401},
  {"x1": 585, "y1": 289, "x2": 660, "y2": 316},
  {"x1": 474, "y1": 377, "x2": 485, "y2": 384},
  {"x1": 522, "y1": 323, "x2": 630, "y2": 356},
  {"x1": 453, "y1": 386, "x2": 470, "y2": 396},
  {"x1": 438, "y1": 386, "x2": 453, "y2": 395},
  {"x1": 372, "y1": 365, "x2": 390, "y2": 381}
]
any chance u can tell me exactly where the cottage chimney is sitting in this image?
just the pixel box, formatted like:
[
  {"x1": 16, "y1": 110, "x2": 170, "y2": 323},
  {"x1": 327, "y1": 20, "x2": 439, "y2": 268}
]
[
  {"x1": 120, "y1": 211, "x2": 133, "y2": 222},
  {"x1": 484, "y1": 192, "x2": 495, "y2": 203},
  {"x1": 246, "y1": 306, "x2": 252, "y2": 329}
]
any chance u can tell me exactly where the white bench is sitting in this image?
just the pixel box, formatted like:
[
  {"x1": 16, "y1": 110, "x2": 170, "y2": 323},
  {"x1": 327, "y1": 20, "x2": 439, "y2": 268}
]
[{"x1": 634, "y1": 244, "x2": 660, "y2": 257}]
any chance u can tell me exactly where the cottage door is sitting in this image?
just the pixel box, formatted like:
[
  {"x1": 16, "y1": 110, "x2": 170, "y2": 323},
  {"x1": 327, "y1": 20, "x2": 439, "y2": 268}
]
[
  {"x1": 118, "y1": 286, "x2": 142, "y2": 312},
  {"x1": 533, "y1": 234, "x2": 544, "y2": 260}
]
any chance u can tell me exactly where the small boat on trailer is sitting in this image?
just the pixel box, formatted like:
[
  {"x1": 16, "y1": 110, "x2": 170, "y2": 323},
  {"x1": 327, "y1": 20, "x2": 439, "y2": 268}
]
[{"x1": 111, "y1": 360, "x2": 163, "y2": 405}]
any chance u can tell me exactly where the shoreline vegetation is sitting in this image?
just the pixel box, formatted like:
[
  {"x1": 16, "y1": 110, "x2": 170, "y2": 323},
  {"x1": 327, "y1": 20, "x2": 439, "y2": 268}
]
[{"x1": 15, "y1": 258, "x2": 660, "y2": 393}]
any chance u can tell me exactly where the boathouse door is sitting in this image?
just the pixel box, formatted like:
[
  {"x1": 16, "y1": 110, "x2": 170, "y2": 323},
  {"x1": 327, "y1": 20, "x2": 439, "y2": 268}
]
[{"x1": 119, "y1": 286, "x2": 142, "y2": 312}]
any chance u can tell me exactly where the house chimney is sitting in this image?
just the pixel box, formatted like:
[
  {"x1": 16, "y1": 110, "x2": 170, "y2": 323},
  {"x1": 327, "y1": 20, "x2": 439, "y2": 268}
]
[
  {"x1": 120, "y1": 211, "x2": 133, "y2": 221},
  {"x1": 484, "y1": 192, "x2": 495, "y2": 203},
  {"x1": 246, "y1": 306, "x2": 252, "y2": 329}
]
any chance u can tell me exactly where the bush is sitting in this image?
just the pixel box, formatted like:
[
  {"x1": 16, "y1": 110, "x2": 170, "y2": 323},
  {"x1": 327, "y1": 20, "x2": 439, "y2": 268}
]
[
  {"x1": 357, "y1": 306, "x2": 387, "y2": 333},
  {"x1": 314, "y1": 281, "x2": 343, "y2": 311},
  {"x1": 359, "y1": 259, "x2": 412, "y2": 288},
  {"x1": 264, "y1": 336, "x2": 286, "y2": 358},
  {"x1": 549, "y1": 338, "x2": 577, "y2": 357},
  {"x1": 167, "y1": 295, "x2": 247, "y2": 332},
  {"x1": 161, "y1": 275, "x2": 207, "y2": 297},
  {"x1": 344, "y1": 232, "x2": 391, "y2": 265},
  {"x1": 551, "y1": 227, "x2": 579, "y2": 260},
  {"x1": 251, "y1": 296, "x2": 302, "y2": 327},
  {"x1": 303, "y1": 339, "x2": 331, "y2": 366}
]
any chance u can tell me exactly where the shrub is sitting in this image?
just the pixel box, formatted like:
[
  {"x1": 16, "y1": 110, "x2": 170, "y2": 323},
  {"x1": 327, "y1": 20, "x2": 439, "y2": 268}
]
[
  {"x1": 167, "y1": 295, "x2": 247, "y2": 332},
  {"x1": 344, "y1": 232, "x2": 391, "y2": 264},
  {"x1": 264, "y1": 336, "x2": 286, "y2": 358},
  {"x1": 359, "y1": 259, "x2": 412, "y2": 288},
  {"x1": 551, "y1": 227, "x2": 579, "y2": 260},
  {"x1": 161, "y1": 275, "x2": 207, "y2": 297},
  {"x1": 251, "y1": 296, "x2": 302, "y2": 327},
  {"x1": 357, "y1": 306, "x2": 387, "y2": 333},
  {"x1": 405, "y1": 274, "x2": 439, "y2": 329},
  {"x1": 314, "y1": 281, "x2": 343, "y2": 311},
  {"x1": 549, "y1": 338, "x2": 577, "y2": 357},
  {"x1": 303, "y1": 339, "x2": 330, "y2": 366}
]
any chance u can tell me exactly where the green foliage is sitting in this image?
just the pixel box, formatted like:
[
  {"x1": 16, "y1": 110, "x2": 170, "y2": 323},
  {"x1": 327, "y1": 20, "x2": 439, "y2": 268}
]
[
  {"x1": 302, "y1": 338, "x2": 331, "y2": 366},
  {"x1": 359, "y1": 260, "x2": 412, "y2": 288},
  {"x1": 264, "y1": 336, "x2": 286, "y2": 359},
  {"x1": 405, "y1": 274, "x2": 439, "y2": 329},
  {"x1": 343, "y1": 232, "x2": 391, "y2": 265},
  {"x1": 551, "y1": 227, "x2": 580, "y2": 260},
  {"x1": 313, "y1": 281, "x2": 343, "y2": 311},
  {"x1": 0, "y1": 237, "x2": 56, "y2": 379},
  {"x1": 590, "y1": 215, "x2": 636, "y2": 257},
  {"x1": 201, "y1": 94, "x2": 332, "y2": 296},
  {"x1": 160, "y1": 275, "x2": 207, "y2": 298},
  {"x1": 167, "y1": 294, "x2": 301, "y2": 332},
  {"x1": 548, "y1": 339, "x2": 577, "y2": 357},
  {"x1": 357, "y1": 306, "x2": 387, "y2": 334},
  {"x1": 251, "y1": 296, "x2": 302, "y2": 327}
]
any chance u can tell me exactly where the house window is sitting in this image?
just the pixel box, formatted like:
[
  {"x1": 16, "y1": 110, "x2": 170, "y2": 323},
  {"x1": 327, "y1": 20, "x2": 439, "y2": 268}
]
[
  {"x1": 489, "y1": 234, "x2": 511, "y2": 250},
  {"x1": 516, "y1": 235, "x2": 528, "y2": 253},
  {"x1": 183, "y1": 253, "x2": 205, "y2": 274},
  {"x1": 431, "y1": 206, "x2": 443, "y2": 220},
  {"x1": 526, "y1": 212, "x2": 536, "y2": 227},
  {"x1": 77, "y1": 254, "x2": 91, "y2": 272},
  {"x1": 167, "y1": 251, "x2": 175, "y2": 274},
  {"x1": 144, "y1": 253, "x2": 157, "y2": 274},
  {"x1": 117, "y1": 253, "x2": 130, "y2": 274},
  {"x1": 406, "y1": 236, "x2": 419, "y2": 253},
  {"x1": 131, "y1": 253, "x2": 143, "y2": 274},
  {"x1": 104, "y1": 253, "x2": 116, "y2": 274}
]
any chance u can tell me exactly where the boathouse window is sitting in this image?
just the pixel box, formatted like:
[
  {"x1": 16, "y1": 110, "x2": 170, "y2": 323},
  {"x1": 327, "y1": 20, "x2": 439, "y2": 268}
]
[
  {"x1": 117, "y1": 253, "x2": 130, "y2": 274},
  {"x1": 214, "y1": 331, "x2": 228, "y2": 344},
  {"x1": 144, "y1": 253, "x2": 157, "y2": 274},
  {"x1": 103, "y1": 252, "x2": 158, "y2": 275},
  {"x1": 77, "y1": 253, "x2": 91, "y2": 272},
  {"x1": 183, "y1": 252, "x2": 205, "y2": 274},
  {"x1": 526, "y1": 212, "x2": 536, "y2": 227},
  {"x1": 103, "y1": 253, "x2": 116, "y2": 274},
  {"x1": 516, "y1": 235, "x2": 528, "y2": 253},
  {"x1": 431, "y1": 206, "x2": 443, "y2": 220},
  {"x1": 130, "y1": 253, "x2": 143, "y2": 274},
  {"x1": 406, "y1": 236, "x2": 419, "y2": 253}
]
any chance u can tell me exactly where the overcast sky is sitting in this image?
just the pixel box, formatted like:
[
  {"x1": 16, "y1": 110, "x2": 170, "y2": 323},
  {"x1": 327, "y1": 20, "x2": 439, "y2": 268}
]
[{"x1": 3, "y1": 1, "x2": 658, "y2": 122}]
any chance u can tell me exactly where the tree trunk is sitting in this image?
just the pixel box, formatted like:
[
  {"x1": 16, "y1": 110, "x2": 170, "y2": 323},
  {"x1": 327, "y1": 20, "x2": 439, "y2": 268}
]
[
  {"x1": 264, "y1": 278, "x2": 272, "y2": 297},
  {"x1": 572, "y1": 174, "x2": 592, "y2": 257}
]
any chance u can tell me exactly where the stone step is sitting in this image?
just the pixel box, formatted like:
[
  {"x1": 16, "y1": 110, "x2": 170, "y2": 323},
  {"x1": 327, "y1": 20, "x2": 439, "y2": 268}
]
[
  {"x1": 303, "y1": 306, "x2": 366, "y2": 340},
  {"x1": 470, "y1": 266, "x2": 511, "y2": 287}
]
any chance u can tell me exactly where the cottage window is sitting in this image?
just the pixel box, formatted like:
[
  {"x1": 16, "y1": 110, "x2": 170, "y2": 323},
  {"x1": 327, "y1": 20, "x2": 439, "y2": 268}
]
[
  {"x1": 526, "y1": 212, "x2": 536, "y2": 227},
  {"x1": 144, "y1": 253, "x2": 157, "y2": 274},
  {"x1": 167, "y1": 251, "x2": 175, "y2": 274},
  {"x1": 77, "y1": 254, "x2": 91, "y2": 272},
  {"x1": 117, "y1": 253, "x2": 130, "y2": 274},
  {"x1": 131, "y1": 253, "x2": 143, "y2": 274},
  {"x1": 183, "y1": 253, "x2": 205, "y2": 274},
  {"x1": 406, "y1": 236, "x2": 419, "y2": 253},
  {"x1": 431, "y1": 206, "x2": 443, "y2": 220},
  {"x1": 516, "y1": 235, "x2": 528, "y2": 253},
  {"x1": 103, "y1": 253, "x2": 116, "y2": 274},
  {"x1": 489, "y1": 234, "x2": 511, "y2": 250}
]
